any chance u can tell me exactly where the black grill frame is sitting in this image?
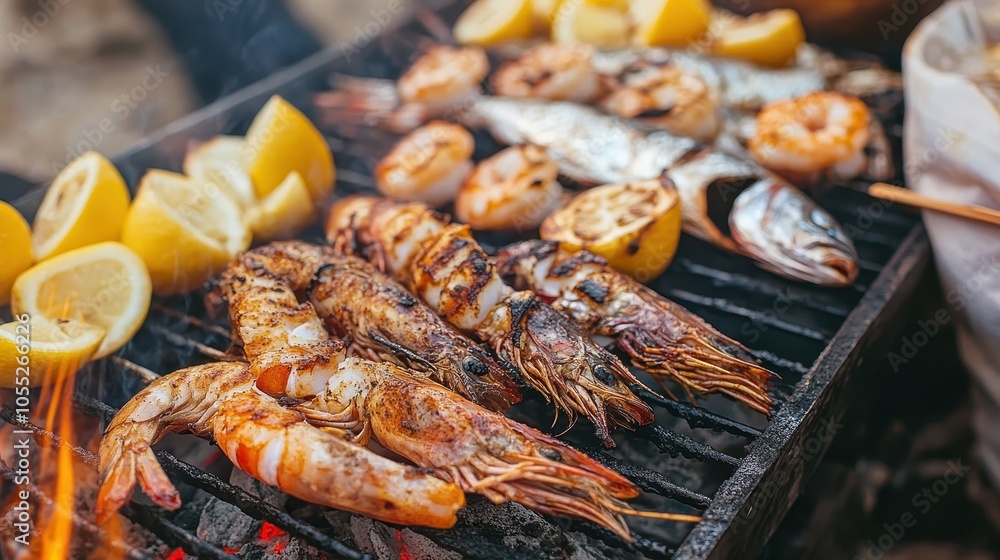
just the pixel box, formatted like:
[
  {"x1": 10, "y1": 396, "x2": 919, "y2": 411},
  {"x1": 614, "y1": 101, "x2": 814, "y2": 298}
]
[{"x1": 2, "y1": 2, "x2": 931, "y2": 558}]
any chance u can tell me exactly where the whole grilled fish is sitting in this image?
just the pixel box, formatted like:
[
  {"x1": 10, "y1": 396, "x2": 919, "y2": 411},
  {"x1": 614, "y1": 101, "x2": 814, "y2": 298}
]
[{"x1": 459, "y1": 97, "x2": 858, "y2": 286}]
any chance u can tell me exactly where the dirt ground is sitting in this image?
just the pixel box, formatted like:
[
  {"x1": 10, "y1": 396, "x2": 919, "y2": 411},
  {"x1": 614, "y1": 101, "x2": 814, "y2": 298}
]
[{"x1": 0, "y1": 0, "x2": 403, "y2": 183}]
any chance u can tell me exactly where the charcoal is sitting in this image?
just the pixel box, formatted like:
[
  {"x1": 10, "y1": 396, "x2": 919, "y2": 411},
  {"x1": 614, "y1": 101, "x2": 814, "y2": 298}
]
[
  {"x1": 196, "y1": 496, "x2": 258, "y2": 550},
  {"x1": 230, "y1": 467, "x2": 290, "y2": 509}
]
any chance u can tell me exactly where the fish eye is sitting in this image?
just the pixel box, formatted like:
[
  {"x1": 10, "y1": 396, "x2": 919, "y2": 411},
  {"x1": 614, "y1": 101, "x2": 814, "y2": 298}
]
[
  {"x1": 810, "y1": 209, "x2": 831, "y2": 229},
  {"x1": 462, "y1": 356, "x2": 489, "y2": 376},
  {"x1": 593, "y1": 364, "x2": 615, "y2": 386}
]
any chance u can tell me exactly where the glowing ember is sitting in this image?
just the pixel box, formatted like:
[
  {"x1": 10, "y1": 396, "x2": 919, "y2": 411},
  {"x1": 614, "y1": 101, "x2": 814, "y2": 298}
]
[
  {"x1": 396, "y1": 529, "x2": 415, "y2": 560},
  {"x1": 165, "y1": 546, "x2": 185, "y2": 560},
  {"x1": 223, "y1": 546, "x2": 240, "y2": 554},
  {"x1": 259, "y1": 521, "x2": 285, "y2": 541}
]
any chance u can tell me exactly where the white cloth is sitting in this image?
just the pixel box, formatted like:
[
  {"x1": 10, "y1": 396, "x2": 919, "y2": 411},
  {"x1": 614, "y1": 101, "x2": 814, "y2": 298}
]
[{"x1": 904, "y1": 0, "x2": 1000, "y2": 486}]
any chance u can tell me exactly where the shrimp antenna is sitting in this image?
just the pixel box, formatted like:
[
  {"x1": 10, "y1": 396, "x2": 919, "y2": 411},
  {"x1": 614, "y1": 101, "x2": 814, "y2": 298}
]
[{"x1": 369, "y1": 332, "x2": 436, "y2": 371}]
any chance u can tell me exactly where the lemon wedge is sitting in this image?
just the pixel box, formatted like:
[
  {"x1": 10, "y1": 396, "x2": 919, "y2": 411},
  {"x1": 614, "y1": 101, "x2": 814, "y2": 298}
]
[
  {"x1": 632, "y1": 0, "x2": 711, "y2": 47},
  {"x1": 541, "y1": 179, "x2": 682, "y2": 282},
  {"x1": 710, "y1": 9, "x2": 805, "y2": 67},
  {"x1": 183, "y1": 136, "x2": 257, "y2": 210},
  {"x1": 11, "y1": 242, "x2": 150, "y2": 359},
  {"x1": 31, "y1": 152, "x2": 131, "y2": 261},
  {"x1": 121, "y1": 170, "x2": 250, "y2": 295},
  {"x1": 247, "y1": 171, "x2": 315, "y2": 242},
  {"x1": 553, "y1": 1, "x2": 631, "y2": 47},
  {"x1": 531, "y1": 0, "x2": 564, "y2": 28},
  {"x1": 455, "y1": 0, "x2": 535, "y2": 46},
  {"x1": 0, "y1": 318, "x2": 105, "y2": 388},
  {"x1": 243, "y1": 95, "x2": 335, "y2": 202},
  {"x1": 0, "y1": 202, "x2": 33, "y2": 306}
]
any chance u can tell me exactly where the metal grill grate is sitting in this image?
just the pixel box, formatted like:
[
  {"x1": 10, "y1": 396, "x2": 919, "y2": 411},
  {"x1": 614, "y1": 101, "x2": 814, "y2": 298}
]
[{"x1": 1, "y1": 2, "x2": 930, "y2": 558}]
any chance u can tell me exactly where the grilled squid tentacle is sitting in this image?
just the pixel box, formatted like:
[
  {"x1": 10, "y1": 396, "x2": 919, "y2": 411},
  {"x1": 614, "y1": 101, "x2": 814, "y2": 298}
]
[{"x1": 494, "y1": 240, "x2": 777, "y2": 415}]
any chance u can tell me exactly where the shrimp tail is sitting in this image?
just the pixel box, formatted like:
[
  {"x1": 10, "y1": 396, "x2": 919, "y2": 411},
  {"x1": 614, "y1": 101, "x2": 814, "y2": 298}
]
[
  {"x1": 97, "y1": 362, "x2": 255, "y2": 521},
  {"x1": 491, "y1": 291, "x2": 655, "y2": 446},
  {"x1": 96, "y1": 446, "x2": 178, "y2": 522}
]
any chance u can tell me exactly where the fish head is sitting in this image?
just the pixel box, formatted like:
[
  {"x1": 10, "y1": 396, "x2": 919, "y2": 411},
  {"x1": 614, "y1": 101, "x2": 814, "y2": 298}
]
[{"x1": 730, "y1": 180, "x2": 858, "y2": 286}]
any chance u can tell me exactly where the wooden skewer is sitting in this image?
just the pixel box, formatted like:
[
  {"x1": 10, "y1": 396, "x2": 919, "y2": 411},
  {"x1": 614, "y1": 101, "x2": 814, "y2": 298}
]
[{"x1": 868, "y1": 183, "x2": 1000, "y2": 227}]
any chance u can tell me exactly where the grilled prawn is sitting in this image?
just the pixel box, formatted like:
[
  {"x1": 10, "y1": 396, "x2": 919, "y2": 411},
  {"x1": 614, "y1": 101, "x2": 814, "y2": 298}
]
[
  {"x1": 327, "y1": 197, "x2": 655, "y2": 446},
  {"x1": 217, "y1": 242, "x2": 518, "y2": 408},
  {"x1": 495, "y1": 240, "x2": 776, "y2": 414},
  {"x1": 215, "y1": 244, "x2": 681, "y2": 537},
  {"x1": 96, "y1": 362, "x2": 465, "y2": 528},
  {"x1": 353, "y1": 360, "x2": 701, "y2": 538}
]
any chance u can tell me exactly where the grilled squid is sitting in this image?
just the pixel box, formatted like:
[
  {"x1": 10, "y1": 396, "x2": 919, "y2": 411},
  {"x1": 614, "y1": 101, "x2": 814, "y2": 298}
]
[
  {"x1": 327, "y1": 197, "x2": 655, "y2": 446},
  {"x1": 495, "y1": 240, "x2": 777, "y2": 415}
]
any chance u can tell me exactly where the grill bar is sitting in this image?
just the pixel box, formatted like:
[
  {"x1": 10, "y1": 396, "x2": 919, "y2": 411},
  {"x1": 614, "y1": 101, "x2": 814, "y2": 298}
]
[
  {"x1": 639, "y1": 426, "x2": 740, "y2": 467},
  {"x1": 119, "y1": 503, "x2": 232, "y2": 560},
  {"x1": 631, "y1": 386, "x2": 762, "y2": 439},
  {"x1": 584, "y1": 449, "x2": 712, "y2": 509}
]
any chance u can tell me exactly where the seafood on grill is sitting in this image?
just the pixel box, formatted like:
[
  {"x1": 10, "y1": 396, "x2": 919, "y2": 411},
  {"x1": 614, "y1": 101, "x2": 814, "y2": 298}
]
[
  {"x1": 214, "y1": 385, "x2": 466, "y2": 528},
  {"x1": 458, "y1": 98, "x2": 859, "y2": 286},
  {"x1": 492, "y1": 43, "x2": 605, "y2": 104},
  {"x1": 454, "y1": 144, "x2": 563, "y2": 231},
  {"x1": 375, "y1": 120, "x2": 476, "y2": 206},
  {"x1": 397, "y1": 44, "x2": 489, "y2": 113},
  {"x1": 495, "y1": 240, "x2": 776, "y2": 414},
  {"x1": 746, "y1": 91, "x2": 891, "y2": 186},
  {"x1": 216, "y1": 241, "x2": 518, "y2": 408},
  {"x1": 600, "y1": 65, "x2": 721, "y2": 141},
  {"x1": 312, "y1": 357, "x2": 699, "y2": 538},
  {"x1": 96, "y1": 361, "x2": 468, "y2": 527},
  {"x1": 215, "y1": 240, "x2": 682, "y2": 536},
  {"x1": 327, "y1": 197, "x2": 656, "y2": 446}
]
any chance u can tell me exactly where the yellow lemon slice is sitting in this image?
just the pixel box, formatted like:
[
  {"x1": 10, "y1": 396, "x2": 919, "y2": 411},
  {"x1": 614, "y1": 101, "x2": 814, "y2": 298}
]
[
  {"x1": 454, "y1": 0, "x2": 535, "y2": 46},
  {"x1": 31, "y1": 151, "x2": 131, "y2": 261},
  {"x1": 553, "y1": 1, "x2": 631, "y2": 47},
  {"x1": 541, "y1": 179, "x2": 682, "y2": 282},
  {"x1": 0, "y1": 201, "x2": 33, "y2": 306},
  {"x1": 632, "y1": 0, "x2": 711, "y2": 47},
  {"x1": 243, "y1": 95, "x2": 335, "y2": 202},
  {"x1": 0, "y1": 318, "x2": 105, "y2": 388},
  {"x1": 11, "y1": 242, "x2": 150, "y2": 359},
  {"x1": 710, "y1": 9, "x2": 805, "y2": 67},
  {"x1": 246, "y1": 171, "x2": 316, "y2": 242},
  {"x1": 121, "y1": 170, "x2": 250, "y2": 296},
  {"x1": 183, "y1": 136, "x2": 257, "y2": 209}
]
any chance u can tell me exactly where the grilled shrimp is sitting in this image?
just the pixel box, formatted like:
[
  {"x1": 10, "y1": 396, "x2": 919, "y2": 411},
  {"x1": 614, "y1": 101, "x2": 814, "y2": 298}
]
[
  {"x1": 398, "y1": 45, "x2": 488, "y2": 112},
  {"x1": 308, "y1": 358, "x2": 700, "y2": 540},
  {"x1": 97, "y1": 362, "x2": 256, "y2": 521},
  {"x1": 215, "y1": 242, "x2": 346, "y2": 397},
  {"x1": 306, "y1": 250, "x2": 521, "y2": 410},
  {"x1": 327, "y1": 197, "x2": 655, "y2": 446},
  {"x1": 219, "y1": 242, "x2": 519, "y2": 409},
  {"x1": 492, "y1": 43, "x2": 605, "y2": 104},
  {"x1": 601, "y1": 65, "x2": 721, "y2": 141},
  {"x1": 747, "y1": 91, "x2": 873, "y2": 185},
  {"x1": 375, "y1": 121, "x2": 475, "y2": 206},
  {"x1": 495, "y1": 240, "x2": 776, "y2": 414},
  {"x1": 216, "y1": 249, "x2": 678, "y2": 537},
  {"x1": 214, "y1": 388, "x2": 466, "y2": 528},
  {"x1": 454, "y1": 145, "x2": 563, "y2": 231}
]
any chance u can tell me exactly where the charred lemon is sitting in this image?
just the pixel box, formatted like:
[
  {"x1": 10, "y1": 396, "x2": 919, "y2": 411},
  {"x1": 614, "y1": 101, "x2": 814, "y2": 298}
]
[
  {"x1": 710, "y1": 9, "x2": 805, "y2": 67},
  {"x1": 541, "y1": 179, "x2": 682, "y2": 282}
]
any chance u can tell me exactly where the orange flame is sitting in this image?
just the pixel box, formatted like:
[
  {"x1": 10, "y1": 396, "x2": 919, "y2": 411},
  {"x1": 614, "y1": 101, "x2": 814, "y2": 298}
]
[{"x1": 33, "y1": 353, "x2": 77, "y2": 560}]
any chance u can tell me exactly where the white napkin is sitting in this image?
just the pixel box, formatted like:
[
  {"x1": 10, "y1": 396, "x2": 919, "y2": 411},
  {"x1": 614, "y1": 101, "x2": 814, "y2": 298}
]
[{"x1": 904, "y1": 0, "x2": 1000, "y2": 485}]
